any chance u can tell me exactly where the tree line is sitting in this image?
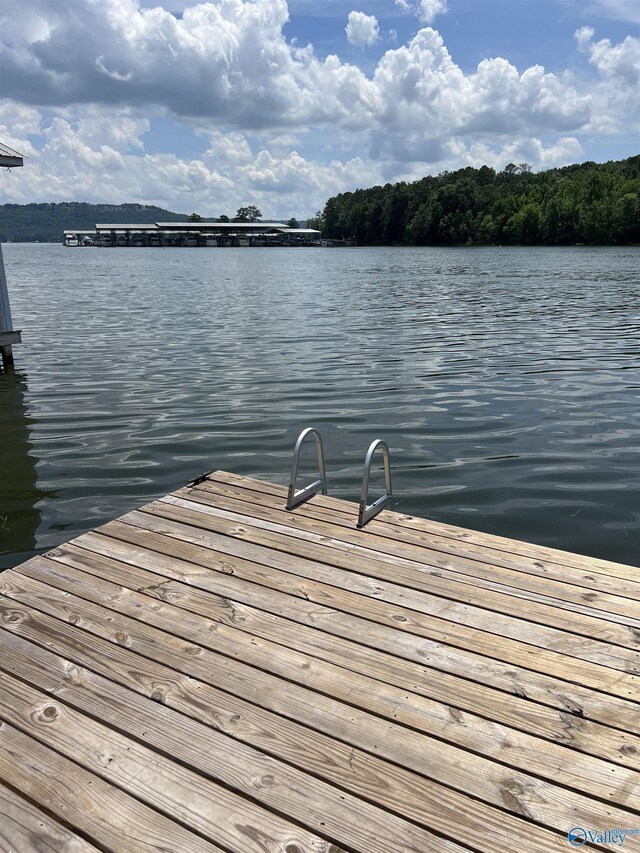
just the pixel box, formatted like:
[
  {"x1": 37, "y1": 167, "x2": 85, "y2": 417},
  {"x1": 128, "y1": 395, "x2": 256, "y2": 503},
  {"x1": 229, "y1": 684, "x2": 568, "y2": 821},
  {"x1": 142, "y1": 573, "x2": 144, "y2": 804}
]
[
  {"x1": 320, "y1": 156, "x2": 640, "y2": 246},
  {"x1": 187, "y1": 205, "x2": 263, "y2": 223},
  {"x1": 188, "y1": 207, "x2": 300, "y2": 228}
]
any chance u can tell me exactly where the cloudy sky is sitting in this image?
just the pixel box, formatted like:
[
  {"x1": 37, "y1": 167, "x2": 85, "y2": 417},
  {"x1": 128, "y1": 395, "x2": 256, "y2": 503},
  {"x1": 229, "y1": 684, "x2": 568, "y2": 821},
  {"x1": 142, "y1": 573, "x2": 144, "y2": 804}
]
[{"x1": 0, "y1": 0, "x2": 638, "y2": 219}]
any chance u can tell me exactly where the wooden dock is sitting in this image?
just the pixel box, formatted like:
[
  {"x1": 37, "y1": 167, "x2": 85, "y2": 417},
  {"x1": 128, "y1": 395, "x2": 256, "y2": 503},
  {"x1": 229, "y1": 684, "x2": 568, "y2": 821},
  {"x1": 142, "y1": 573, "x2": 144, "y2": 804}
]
[{"x1": 1, "y1": 470, "x2": 639, "y2": 852}]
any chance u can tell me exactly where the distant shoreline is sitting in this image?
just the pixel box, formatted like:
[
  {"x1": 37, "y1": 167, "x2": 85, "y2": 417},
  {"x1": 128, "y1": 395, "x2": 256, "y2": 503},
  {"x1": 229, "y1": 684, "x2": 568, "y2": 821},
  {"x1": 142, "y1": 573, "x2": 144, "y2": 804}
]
[
  {"x1": 4, "y1": 240, "x2": 639, "y2": 248},
  {"x1": 320, "y1": 155, "x2": 640, "y2": 247}
]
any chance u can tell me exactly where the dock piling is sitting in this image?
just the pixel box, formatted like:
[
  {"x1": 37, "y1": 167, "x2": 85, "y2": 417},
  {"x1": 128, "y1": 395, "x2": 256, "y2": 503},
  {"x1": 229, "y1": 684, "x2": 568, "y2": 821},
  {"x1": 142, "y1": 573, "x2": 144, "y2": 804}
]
[
  {"x1": 0, "y1": 244, "x2": 18, "y2": 372},
  {"x1": 1, "y1": 345, "x2": 15, "y2": 371},
  {"x1": 0, "y1": 144, "x2": 24, "y2": 371}
]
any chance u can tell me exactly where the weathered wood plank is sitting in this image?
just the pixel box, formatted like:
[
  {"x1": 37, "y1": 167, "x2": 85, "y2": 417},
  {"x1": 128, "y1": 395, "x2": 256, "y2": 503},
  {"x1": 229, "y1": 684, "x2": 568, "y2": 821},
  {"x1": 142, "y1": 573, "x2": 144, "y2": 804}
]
[
  {"x1": 211, "y1": 471, "x2": 640, "y2": 582},
  {"x1": 2, "y1": 468, "x2": 639, "y2": 853},
  {"x1": 0, "y1": 628, "x2": 536, "y2": 853},
  {"x1": 199, "y1": 474, "x2": 640, "y2": 611},
  {"x1": 37, "y1": 533, "x2": 640, "y2": 734},
  {"x1": 3, "y1": 567, "x2": 640, "y2": 832},
  {"x1": 0, "y1": 723, "x2": 224, "y2": 853},
  {"x1": 68, "y1": 530, "x2": 640, "y2": 753},
  {"x1": 45, "y1": 546, "x2": 640, "y2": 780},
  {"x1": 0, "y1": 631, "x2": 465, "y2": 853},
  {"x1": 0, "y1": 670, "x2": 336, "y2": 853},
  {"x1": 88, "y1": 516, "x2": 640, "y2": 675},
  {"x1": 0, "y1": 614, "x2": 570, "y2": 853},
  {"x1": 4, "y1": 571, "x2": 638, "y2": 780},
  {"x1": 0, "y1": 782, "x2": 101, "y2": 853},
  {"x1": 104, "y1": 507, "x2": 640, "y2": 691},
  {"x1": 159, "y1": 491, "x2": 640, "y2": 649},
  {"x1": 148, "y1": 496, "x2": 640, "y2": 667}
]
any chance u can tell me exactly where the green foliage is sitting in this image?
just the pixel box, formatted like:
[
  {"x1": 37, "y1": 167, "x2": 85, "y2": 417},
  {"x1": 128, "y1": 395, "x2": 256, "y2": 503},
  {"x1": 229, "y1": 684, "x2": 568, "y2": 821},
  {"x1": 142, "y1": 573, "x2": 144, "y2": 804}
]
[
  {"x1": 0, "y1": 202, "x2": 187, "y2": 242},
  {"x1": 187, "y1": 212, "x2": 202, "y2": 222},
  {"x1": 233, "y1": 205, "x2": 261, "y2": 222},
  {"x1": 320, "y1": 156, "x2": 640, "y2": 246},
  {"x1": 217, "y1": 214, "x2": 230, "y2": 222},
  {"x1": 286, "y1": 217, "x2": 299, "y2": 229},
  {"x1": 306, "y1": 210, "x2": 324, "y2": 231}
]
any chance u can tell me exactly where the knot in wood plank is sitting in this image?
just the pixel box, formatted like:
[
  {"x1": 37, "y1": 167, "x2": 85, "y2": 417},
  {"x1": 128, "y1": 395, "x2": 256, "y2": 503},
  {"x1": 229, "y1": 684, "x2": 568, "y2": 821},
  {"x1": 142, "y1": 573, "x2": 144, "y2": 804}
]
[
  {"x1": 33, "y1": 704, "x2": 60, "y2": 724},
  {"x1": 499, "y1": 779, "x2": 533, "y2": 819},
  {"x1": 1, "y1": 609, "x2": 25, "y2": 624},
  {"x1": 114, "y1": 631, "x2": 131, "y2": 647},
  {"x1": 253, "y1": 774, "x2": 276, "y2": 789}
]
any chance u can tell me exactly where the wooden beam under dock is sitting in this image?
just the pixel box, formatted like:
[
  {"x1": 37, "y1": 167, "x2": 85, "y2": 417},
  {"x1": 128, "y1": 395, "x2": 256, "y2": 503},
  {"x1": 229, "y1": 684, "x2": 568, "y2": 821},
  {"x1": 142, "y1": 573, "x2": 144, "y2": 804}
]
[
  {"x1": 0, "y1": 471, "x2": 638, "y2": 852},
  {"x1": 0, "y1": 331, "x2": 21, "y2": 347}
]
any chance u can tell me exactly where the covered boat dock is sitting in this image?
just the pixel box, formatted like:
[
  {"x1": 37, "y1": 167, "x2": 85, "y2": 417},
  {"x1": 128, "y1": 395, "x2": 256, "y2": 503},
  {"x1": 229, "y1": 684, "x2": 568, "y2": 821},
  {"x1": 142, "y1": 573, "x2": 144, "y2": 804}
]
[{"x1": 69, "y1": 221, "x2": 323, "y2": 247}]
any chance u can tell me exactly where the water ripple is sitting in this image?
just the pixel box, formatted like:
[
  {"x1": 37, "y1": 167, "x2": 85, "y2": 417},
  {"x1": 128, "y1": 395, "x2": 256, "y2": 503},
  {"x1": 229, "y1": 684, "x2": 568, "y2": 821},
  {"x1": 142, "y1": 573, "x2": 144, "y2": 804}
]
[{"x1": 1, "y1": 243, "x2": 639, "y2": 568}]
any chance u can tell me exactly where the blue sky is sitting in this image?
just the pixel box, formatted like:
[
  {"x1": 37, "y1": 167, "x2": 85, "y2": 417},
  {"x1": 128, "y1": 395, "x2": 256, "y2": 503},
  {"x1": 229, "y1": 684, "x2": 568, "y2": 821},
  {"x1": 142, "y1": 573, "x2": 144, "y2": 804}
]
[
  {"x1": 0, "y1": 0, "x2": 638, "y2": 218},
  {"x1": 286, "y1": 0, "x2": 630, "y2": 69}
]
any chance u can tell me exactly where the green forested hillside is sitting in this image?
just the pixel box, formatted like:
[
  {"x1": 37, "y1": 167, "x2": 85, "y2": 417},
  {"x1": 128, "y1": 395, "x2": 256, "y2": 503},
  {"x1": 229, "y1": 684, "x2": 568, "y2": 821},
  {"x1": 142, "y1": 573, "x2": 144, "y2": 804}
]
[
  {"x1": 322, "y1": 156, "x2": 640, "y2": 245},
  {"x1": 0, "y1": 202, "x2": 187, "y2": 242}
]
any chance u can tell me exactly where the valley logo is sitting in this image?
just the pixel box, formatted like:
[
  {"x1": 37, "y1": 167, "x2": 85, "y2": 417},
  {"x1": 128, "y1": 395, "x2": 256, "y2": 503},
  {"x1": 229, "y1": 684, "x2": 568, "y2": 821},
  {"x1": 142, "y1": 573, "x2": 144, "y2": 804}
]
[{"x1": 568, "y1": 827, "x2": 640, "y2": 846}]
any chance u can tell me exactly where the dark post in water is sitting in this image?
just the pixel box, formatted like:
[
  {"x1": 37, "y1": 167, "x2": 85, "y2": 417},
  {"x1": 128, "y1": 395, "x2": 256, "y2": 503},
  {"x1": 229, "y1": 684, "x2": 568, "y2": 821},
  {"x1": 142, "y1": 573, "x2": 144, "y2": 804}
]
[{"x1": 0, "y1": 142, "x2": 24, "y2": 371}]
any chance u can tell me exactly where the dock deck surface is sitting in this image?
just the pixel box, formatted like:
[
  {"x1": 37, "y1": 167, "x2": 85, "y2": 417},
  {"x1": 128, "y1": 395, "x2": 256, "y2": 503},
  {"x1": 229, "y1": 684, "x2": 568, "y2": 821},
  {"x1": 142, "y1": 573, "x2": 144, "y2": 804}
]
[{"x1": 1, "y1": 471, "x2": 639, "y2": 852}]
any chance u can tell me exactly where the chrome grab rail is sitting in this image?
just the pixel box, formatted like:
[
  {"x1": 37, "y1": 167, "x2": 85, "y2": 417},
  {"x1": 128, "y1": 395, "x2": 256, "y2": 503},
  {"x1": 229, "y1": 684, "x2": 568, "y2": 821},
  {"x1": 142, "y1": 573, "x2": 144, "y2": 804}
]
[
  {"x1": 286, "y1": 427, "x2": 327, "y2": 510},
  {"x1": 357, "y1": 439, "x2": 393, "y2": 528}
]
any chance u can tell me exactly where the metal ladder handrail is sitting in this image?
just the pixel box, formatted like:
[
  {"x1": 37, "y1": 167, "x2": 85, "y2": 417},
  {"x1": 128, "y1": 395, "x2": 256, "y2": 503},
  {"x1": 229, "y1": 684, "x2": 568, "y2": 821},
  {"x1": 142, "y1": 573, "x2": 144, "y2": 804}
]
[
  {"x1": 357, "y1": 439, "x2": 393, "y2": 528},
  {"x1": 286, "y1": 427, "x2": 327, "y2": 510}
]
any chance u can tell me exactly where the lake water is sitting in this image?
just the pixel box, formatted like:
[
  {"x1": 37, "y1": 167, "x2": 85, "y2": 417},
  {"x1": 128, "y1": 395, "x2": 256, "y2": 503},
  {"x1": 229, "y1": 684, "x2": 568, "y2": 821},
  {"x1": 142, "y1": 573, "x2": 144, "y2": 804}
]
[{"x1": 1, "y1": 243, "x2": 639, "y2": 569}]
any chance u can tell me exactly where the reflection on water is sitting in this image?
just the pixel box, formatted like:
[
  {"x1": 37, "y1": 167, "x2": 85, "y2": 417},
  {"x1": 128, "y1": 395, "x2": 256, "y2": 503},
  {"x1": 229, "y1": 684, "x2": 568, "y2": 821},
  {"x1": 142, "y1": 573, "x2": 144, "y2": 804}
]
[
  {"x1": 1, "y1": 243, "x2": 639, "y2": 568},
  {"x1": 0, "y1": 372, "x2": 45, "y2": 568}
]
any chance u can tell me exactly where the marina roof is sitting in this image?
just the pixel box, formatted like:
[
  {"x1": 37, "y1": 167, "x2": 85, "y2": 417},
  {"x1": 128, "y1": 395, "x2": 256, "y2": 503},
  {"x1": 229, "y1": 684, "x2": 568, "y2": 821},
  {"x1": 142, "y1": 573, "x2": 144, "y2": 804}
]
[
  {"x1": 276, "y1": 228, "x2": 321, "y2": 234},
  {"x1": 155, "y1": 221, "x2": 288, "y2": 230},
  {"x1": 0, "y1": 142, "x2": 24, "y2": 167},
  {"x1": 89, "y1": 222, "x2": 320, "y2": 234},
  {"x1": 96, "y1": 223, "x2": 159, "y2": 230}
]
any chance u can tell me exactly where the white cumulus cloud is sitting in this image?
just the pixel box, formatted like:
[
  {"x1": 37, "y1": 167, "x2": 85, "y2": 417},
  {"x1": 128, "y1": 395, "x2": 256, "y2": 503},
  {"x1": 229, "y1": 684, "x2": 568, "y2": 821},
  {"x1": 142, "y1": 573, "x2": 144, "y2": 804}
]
[
  {"x1": 417, "y1": 0, "x2": 448, "y2": 23},
  {"x1": 0, "y1": 1, "x2": 637, "y2": 211},
  {"x1": 345, "y1": 11, "x2": 380, "y2": 47},
  {"x1": 577, "y1": 28, "x2": 640, "y2": 86},
  {"x1": 396, "y1": 0, "x2": 448, "y2": 24},
  {"x1": 0, "y1": 104, "x2": 382, "y2": 216},
  {"x1": 575, "y1": 27, "x2": 640, "y2": 132},
  {"x1": 0, "y1": 0, "x2": 617, "y2": 148},
  {"x1": 369, "y1": 28, "x2": 591, "y2": 162},
  {"x1": 566, "y1": 0, "x2": 640, "y2": 24}
]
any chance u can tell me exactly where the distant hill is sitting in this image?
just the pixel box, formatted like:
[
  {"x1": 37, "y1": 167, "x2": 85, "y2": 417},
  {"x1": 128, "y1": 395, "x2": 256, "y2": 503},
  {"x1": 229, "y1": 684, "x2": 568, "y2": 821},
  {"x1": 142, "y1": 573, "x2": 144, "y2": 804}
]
[{"x1": 0, "y1": 202, "x2": 188, "y2": 242}]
